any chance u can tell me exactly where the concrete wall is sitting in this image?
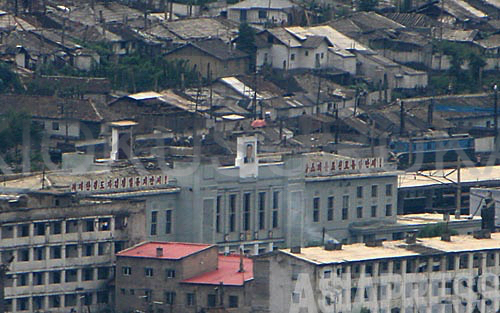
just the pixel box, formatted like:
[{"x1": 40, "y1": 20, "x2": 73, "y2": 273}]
[
  {"x1": 165, "y1": 45, "x2": 249, "y2": 79},
  {"x1": 0, "y1": 196, "x2": 147, "y2": 313}
]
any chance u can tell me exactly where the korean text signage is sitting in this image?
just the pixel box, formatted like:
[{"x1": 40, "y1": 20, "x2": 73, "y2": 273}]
[
  {"x1": 305, "y1": 157, "x2": 384, "y2": 176},
  {"x1": 71, "y1": 175, "x2": 168, "y2": 193}
]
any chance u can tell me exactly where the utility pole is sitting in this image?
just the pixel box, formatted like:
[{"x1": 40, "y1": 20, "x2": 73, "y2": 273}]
[
  {"x1": 494, "y1": 84, "x2": 498, "y2": 152},
  {"x1": 455, "y1": 155, "x2": 461, "y2": 219},
  {"x1": 252, "y1": 69, "x2": 257, "y2": 119},
  {"x1": 316, "y1": 70, "x2": 322, "y2": 115}
]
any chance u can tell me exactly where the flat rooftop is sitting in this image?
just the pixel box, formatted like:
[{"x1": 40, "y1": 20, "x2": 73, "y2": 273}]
[
  {"x1": 117, "y1": 241, "x2": 215, "y2": 260},
  {"x1": 398, "y1": 165, "x2": 500, "y2": 189},
  {"x1": 281, "y1": 233, "x2": 500, "y2": 265},
  {"x1": 397, "y1": 213, "x2": 481, "y2": 225}
]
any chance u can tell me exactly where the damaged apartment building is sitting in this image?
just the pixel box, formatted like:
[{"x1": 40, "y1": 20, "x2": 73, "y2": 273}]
[{"x1": 0, "y1": 189, "x2": 148, "y2": 313}]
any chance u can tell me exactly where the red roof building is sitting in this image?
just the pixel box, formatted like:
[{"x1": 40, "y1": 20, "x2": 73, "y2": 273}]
[{"x1": 115, "y1": 241, "x2": 254, "y2": 313}]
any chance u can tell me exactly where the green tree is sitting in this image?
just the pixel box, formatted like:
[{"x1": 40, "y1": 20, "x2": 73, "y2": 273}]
[
  {"x1": 235, "y1": 23, "x2": 257, "y2": 70},
  {"x1": 0, "y1": 62, "x2": 23, "y2": 93},
  {"x1": 468, "y1": 53, "x2": 486, "y2": 87},
  {"x1": 418, "y1": 223, "x2": 458, "y2": 238},
  {"x1": 359, "y1": 0, "x2": 378, "y2": 11}
]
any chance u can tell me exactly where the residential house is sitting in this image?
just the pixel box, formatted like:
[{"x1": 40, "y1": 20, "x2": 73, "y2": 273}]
[
  {"x1": 115, "y1": 241, "x2": 253, "y2": 313},
  {"x1": 164, "y1": 38, "x2": 250, "y2": 79},
  {"x1": 476, "y1": 34, "x2": 500, "y2": 70},
  {"x1": 227, "y1": 0, "x2": 298, "y2": 25},
  {"x1": 256, "y1": 28, "x2": 331, "y2": 71},
  {"x1": 0, "y1": 94, "x2": 103, "y2": 140},
  {"x1": 106, "y1": 90, "x2": 209, "y2": 134}
]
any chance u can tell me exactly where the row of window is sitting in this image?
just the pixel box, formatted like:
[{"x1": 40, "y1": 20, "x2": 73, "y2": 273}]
[
  {"x1": 308, "y1": 252, "x2": 500, "y2": 281},
  {"x1": 312, "y1": 195, "x2": 393, "y2": 222},
  {"x1": 121, "y1": 289, "x2": 239, "y2": 308},
  {"x1": 5, "y1": 267, "x2": 111, "y2": 287},
  {"x1": 356, "y1": 184, "x2": 393, "y2": 198},
  {"x1": 0, "y1": 218, "x2": 111, "y2": 239},
  {"x1": 6, "y1": 291, "x2": 108, "y2": 311},
  {"x1": 216, "y1": 191, "x2": 280, "y2": 233},
  {"x1": 150, "y1": 210, "x2": 172, "y2": 236},
  {"x1": 1, "y1": 242, "x2": 114, "y2": 263},
  {"x1": 122, "y1": 266, "x2": 176, "y2": 279}
]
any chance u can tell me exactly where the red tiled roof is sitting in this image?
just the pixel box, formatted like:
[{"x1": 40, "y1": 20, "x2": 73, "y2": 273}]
[
  {"x1": 181, "y1": 254, "x2": 253, "y2": 286},
  {"x1": 116, "y1": 241, "x2": 214, "y2": 260}
]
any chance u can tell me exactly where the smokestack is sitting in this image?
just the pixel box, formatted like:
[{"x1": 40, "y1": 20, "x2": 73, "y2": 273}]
[
  {"x1": 238, "y1": 248, "x2": 245, "y2": 272},
  {"x1": 399, "y1": 99, "x2": 405, "y2": 136},
  {"x1": 156, "y1": 247, "x2": 163, "y2": 257},
  {"x1": 428, "y1": 99, "x2": 434, "y2": 127}
]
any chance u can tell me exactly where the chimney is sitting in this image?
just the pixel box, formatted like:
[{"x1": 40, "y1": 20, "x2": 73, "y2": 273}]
[
  {"x1": 427, "y1": 99, "x2": 434, "y2": 127},
  {"x1": 324, "y1": 240, "x2": 342, "y2": 251},
  {"x1": 405, "y1": 231, "x2": 417, "y2": 245},
  {"x1": 291, "y1": 246, "x2": 301, "y2": 254},
  {"x1": 399, "y1": 99, "x2": 405, "y2": 136},
  {"x1": 156, "y1": 247, "x2": 163, "y2": 257},
  {"x1": 238, "y1": 248, "x2": 245, "y2": 272}
]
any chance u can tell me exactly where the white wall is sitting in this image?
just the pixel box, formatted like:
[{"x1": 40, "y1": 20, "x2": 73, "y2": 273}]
[
  {"x1": 328, "y1": 50, "x2": 356, "y2": 74},
  {"x1": 40, "y1": 119, "x2": 80, "y2": 138}
]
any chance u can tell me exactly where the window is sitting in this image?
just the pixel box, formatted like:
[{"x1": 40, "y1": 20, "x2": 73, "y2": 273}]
[
  {"x1": 229, "y1": 194, "x2": 237, "y2": 232},
  {"x1": 145, "y1": 267, "x2": 154, "y2": 277},
  {"x1": 291, "y1": 53, "x2": 295, "y2": 61},
  {"x1": 17, "y1": 297, "x2": 29, "y2": 311},
  {"x1": 34, "y1": 222, "x2": 45, "y2": 236},
  {"x1": 150, "y1": 211, "x2": 158, "y2": 236},
  {"x1": 313, "y1": 197, "x2": 320, "y2": 222},
  {"x1": 258, "y1": 9, "x2": 267, "y2": 18},
  {"x1": 65, "y1": 220, "x2": 78, "y2": 233},
  {"x1": 243, "y1": 193, "x2": 251, "y2": 231},
  {"x1": 321, "y1": 52, "x2": 324, "y2": 59},
  {"x1": 33, "y1": 296, "x2": 45, "y2": 310},
  {"x1": 356, "y1": 206, "x2": 363, "y2": 219},
  {"x1": 18, "y1": 224, "x2": 29, "y2": 237},
  {"x1": 49, "y1": 295, "x2": 60, "y2": 308},
  {"x1": 98, "y1": 218, "x2": 110, "y2": 231},
  {"x1": 371, "y1": 185, "x2": 378, "y2": 197},
  {"x1": 50, "y1": 221, "x2": 62, "y2": 234},
  {"x1": 52, "y1": 122, "x2": 59, "y2": 131},
  {"x1": 66, "y1": 244, "x2": 78, "y2": 258},
  {"x1": 324, "y1": 270, "x2": 332, "y2": 278},
  {"x1": 229, "y1": 295, "x2": 239, "y2": 308},
  {"x1": 98, "y1": 242, "x2": 109, "y2": 256},
  {"x1": 386, "y1": 184, "x2": 393, "y2": 196},
  {"x1": 18, "y1": 248, "x2": 29, "y2": 262},
  {"x1": 65, "y1": 294, "x2": 77, "y2": 307},
  {"x1": 33, "y1": 272, "x2": 45, "y2": 285},
  {"x1": 258, "y1": 192, "x2": 266, "y2": 230},
  {"x1": 65, "y1": 269, "x2": 77, "y2": 282},
  {"x1": 327, "y1": 196, "x2": 334, "y2": 221},
  {"x1": 186, "y1": 293, "x2": 195, "y2": 306},
  {"x1": 292, "y1": 292, "x2": 300, "y2": 303},
  {"x1": 371, "y1": 205, "x2": 377, "y2": 218},
  {"x1": 97, "y1": 291, "x2": 109, "y2": 304},
  {"x1": 165, "y1": 209, "x2": 172, "y2": 234},
  {"x1": 17, "y1": 273, "x2": 28, "y2": 286},
  {"x1": 83, "y1": 268, "x2": 93, "y2": 281},
  {"x1": 84, "y1": 219, "x2": 94, "y2": 232},
  {"x1": 50, "y1": 246, "x2": 61, "y2": 259},
  {"x1": 84, "y1": 243, "x2": 94, "y2": 257},
  {"x1": 272, "y1": 191, "x2": 280, "y2": 228},
  {"x1": 1, "y1": 226, "x2": 13, "y2": 238},
  {"x1": 165, "y1": 292, "x2": 176, "y2": 305},
  {"x1": 207, "y1": 294, "x2": 217, "y2": 307},
  {"x1": 385, "y1": 204, "x2": 392, "y2": 216},
  {"x1": 49, "y1": 271, "x2": 61, "y2": 284},
  {"x1": 305, "y1": 51, "x2": 309, "y2": 56},
  {"x1": 98, "y1": 267, "x2": 109, "y2": 280},
  {"x1": 357, "y1": 186, "x2": 363, "y2": 198},
  {"x1": 216, "y1": 196, "x2": 222, "y2": 233},
  {"x1": 342, "y1": 195, "x2": 349, "y2": 220},
  {"x1": 166, "y1": 269, "x2": 176, "y2": 279},
  {"x1": 82, "y1": 293, "x2": 92, "y2": 306}
]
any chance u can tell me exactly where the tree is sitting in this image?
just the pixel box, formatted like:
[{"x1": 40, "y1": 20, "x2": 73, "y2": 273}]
[
  {"x1": 0, "y1": 62, "x2": 23, "y2": 93},
  {"x1": 359, "y1": 0, "x2": 378, "y2": 11},
  {"x1": 417, "y1": 223, "x2": 458, "y2": 238},
  {"x1": 468, "y1": 53, "x2": 486, "y2": 87},
  {"x1": 235, "y1": 23, "x2": 257, "y2": 71}
]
